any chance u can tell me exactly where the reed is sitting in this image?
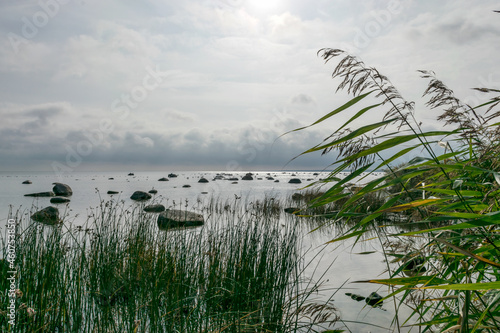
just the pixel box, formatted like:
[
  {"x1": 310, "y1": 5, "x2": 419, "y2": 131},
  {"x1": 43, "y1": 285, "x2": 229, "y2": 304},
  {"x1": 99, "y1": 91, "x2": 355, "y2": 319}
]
[
  {"x1": 291, "y1": 47, "x2": 500, "y2": 332},
  {"x1": 1, "y1": 197, "x2": 338, "y2": 332}
]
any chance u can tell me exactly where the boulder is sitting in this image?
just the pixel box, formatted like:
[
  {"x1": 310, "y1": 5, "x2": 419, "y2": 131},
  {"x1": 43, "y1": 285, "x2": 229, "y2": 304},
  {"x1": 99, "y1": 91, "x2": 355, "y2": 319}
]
[
  {"x1": 242, "y1": 173, "x2": 253, "y2": 181},
  {"x1": 168, "y1": 173, "x2": 178, "y2": 178},
  {"x1": 198, "y1": 177, "x2": 209, "y2": 183},
  {"x1": 228, "y1": 177, "x2": 238, "y2": 181},
  {"x1": 52, "y1": 183, "x2": 73, "y2": 196},
  {"x1": 50, "y1": 197, "x2": 70, "y2": 204},
  {"x1": 144, "y1": 204, "x2": 166, "y2": 213},
  {"x1": 24, "y1": 191, "x2": 55, "y2": 197},
  {"x1": 128, "y1": 173, "x2": 134, "y2": 176},
  {"x1": 158, "y1": 177, "x2": 169, "y2": 181},
  {"x1": 182, "y1": 185, "x2": 191, "y2": 188},
  {"x1": 22, "y1": 180, "x2": 32, "y2": 184},
  {"x1": 130, "y1": 191, "x2": 152, "y2": 201},
  {"x1": 157, "y1": 210, "x2": 204, "y2": 230},
  {"x1": 288, "y1": 178, "x2": 302, "y2": 184},
  {"x1": 366, "y1": 292, "x2": 383, "y2": 306},
  {"x1": 31, "y1": 206, "x2": 60, "y2": 225},
  {"x1": 148, "y1": 189, "x2": 158, "y2": 194},
  {"x1": 274, "y1": 180, "x2": 279, "y2": 183},
  {"x1": 107, "y1": 191, "x2": 119, "y2": 195}
]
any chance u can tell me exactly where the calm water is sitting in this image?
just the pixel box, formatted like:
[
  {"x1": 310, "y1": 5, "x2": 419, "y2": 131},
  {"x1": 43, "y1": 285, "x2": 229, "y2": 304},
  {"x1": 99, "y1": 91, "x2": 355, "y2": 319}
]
[{"x1": 0, "y1": 170, "x2": 415, "y2": 332}]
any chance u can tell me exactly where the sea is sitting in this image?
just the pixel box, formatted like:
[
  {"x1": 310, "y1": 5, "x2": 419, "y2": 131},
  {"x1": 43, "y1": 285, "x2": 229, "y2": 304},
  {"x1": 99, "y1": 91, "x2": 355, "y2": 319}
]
[{"x1": 0, "y1": 170, "x2": 415, "y2": 332}]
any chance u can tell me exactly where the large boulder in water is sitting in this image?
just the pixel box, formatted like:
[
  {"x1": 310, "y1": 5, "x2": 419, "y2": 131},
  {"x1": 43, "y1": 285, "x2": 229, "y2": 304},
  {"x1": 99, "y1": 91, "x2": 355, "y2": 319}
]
[
  {"x1": 288, "y1": 178, "x2": 302, "y2": 184},
  {"x1": 52, "y1": 183, "x2": 73, "y2": 196},
  {"x1": 31, "y1": 206, "x2": 60, "y2": 225},
  {"x1": 25, "y1": 191, "x2": 55, "y2": 197},
  {"x1": 157, "y1": 210, "x2": 204, "y2": 230},
  {"x1": 130, "y1": 191, "x2": 152, "y2": 201},
  {"x1": 242, "y1": 173, "x2": 253, "y2": 181}
]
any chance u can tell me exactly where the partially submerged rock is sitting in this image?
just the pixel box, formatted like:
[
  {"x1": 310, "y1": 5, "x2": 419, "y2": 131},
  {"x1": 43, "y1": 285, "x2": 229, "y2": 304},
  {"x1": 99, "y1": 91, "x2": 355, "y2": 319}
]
[
  {"x1": 288, "y1": 178, "x2": 302, "y2": 184},
  {"x1": 52, "y1": 183, "x2": 73, "y2": 196},
  {"x1": 157, "y1": 210, "x2": 204, "y2": 230},
  {"x1": 50, "y1": 197, "x2": 70, "y2": 204},
  {"x1": 144, "y1": 204, "x2": 166, "y2": 213},
  {"x1": 198, "y1": 177, "x2": 209, "y2": 183},
  {"x1": 22, "y1": 180, "x2": 32, "y2": 184},
  {"x1": 366, "y1": 292, "x2": 383, "y2": 306},
  {"x1": 242, "y1": 173, "x2": 253, "y2": 180},
  {"x1": 107, "y1": 191, "x2": 119, "y2": 195},
  {"x1": 158, "y1": 177, "x2": 169, "y2": 181},
  {"x1": 130, "y1": 191, "x2": 152, "y2": 201},
  {"x1": 148, "y1": 189, "x2": 158, "y2": 194},
  {"x1": 31, "y1": 206, "x2": 60, "y2": 225},
  {"x1": 25, "y1": 191, "x2": 55, "y2": 197}
]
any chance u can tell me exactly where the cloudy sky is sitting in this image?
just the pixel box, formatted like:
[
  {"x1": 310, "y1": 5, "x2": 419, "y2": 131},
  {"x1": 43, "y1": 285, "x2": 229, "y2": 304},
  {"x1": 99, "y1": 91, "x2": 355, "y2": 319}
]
[{"x1": 1, "y1": 0, "x2": 499, "y2": 172}]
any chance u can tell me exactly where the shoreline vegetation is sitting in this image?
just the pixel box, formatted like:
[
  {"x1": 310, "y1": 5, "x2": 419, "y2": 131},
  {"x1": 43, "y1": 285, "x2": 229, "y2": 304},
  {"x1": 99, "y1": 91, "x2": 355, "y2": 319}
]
[
  {"x1": 0, "y1": 195, "x2": 343, "y2": 332},
  {"x1": 287, "y1": 48, "x2": 500, "y2": 332}
]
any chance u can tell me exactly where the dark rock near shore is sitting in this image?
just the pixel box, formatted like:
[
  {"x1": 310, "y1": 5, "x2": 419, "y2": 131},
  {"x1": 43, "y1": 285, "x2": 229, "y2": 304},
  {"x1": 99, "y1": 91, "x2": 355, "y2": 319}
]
[
  {"x1": 242, "y1": 173, "x2": 253, "y2": 180},
  {"x1": 130, "y1": 191, "x2": 152, "y2": 201},
  {"x1": 158, "y1": 177, "x2": 169, "y2": 181},
  {"x1": 168, "y1": 173, "x2": 178, "y2": 178},
  {"x1": 50, "y1": 197, "x2": 70, "y2": 204},
  {"x1": 22, "y1": 180, "x2": 32, "y2": 184},
  {"x1": 198, "y1": 177, "x2": 209, "y2": 183},
  {"x1": 228, "y1": 177, "x2": 238, "y2": 181},
  {"x1": 24, "y1": 191, "x2": 55, "y2": 197},
  {"x1": 182, "y1": 184, "x2": 191, "y2": 188},
  {"x1": 345, "y1": 293, "x2": 365, "y2": 302},
  {"x1": 288, "y1": 178, "x2": 302, "y2": 184},
  {"x1": 157, "y1": 210, "x2": 204, "y2": 230},
  {"x1": 31, "y1": 206, "x2": 60, "y2": 225},
  {"x1": 53, "y1": 183, "x2": 73, "y2": 196},
  {"x1": 148, "y1": 189, "x2": 158, "y2": 194},
  {"x1": 366, "y1": 292, "x2": 383, "y2": 306},
  {"x1": 107, "y1": 191, "x2": 119, "y2": 195},
  {"x1": 144, "y1": 204, "x2": 166, "y2": 213}
]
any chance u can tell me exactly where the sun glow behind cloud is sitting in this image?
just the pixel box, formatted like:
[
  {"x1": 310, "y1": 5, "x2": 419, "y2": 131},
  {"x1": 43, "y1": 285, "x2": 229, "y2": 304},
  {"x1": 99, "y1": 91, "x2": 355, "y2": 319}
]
[{"x1": 0, "y1": 0, "x2": 499, "y2": 171}]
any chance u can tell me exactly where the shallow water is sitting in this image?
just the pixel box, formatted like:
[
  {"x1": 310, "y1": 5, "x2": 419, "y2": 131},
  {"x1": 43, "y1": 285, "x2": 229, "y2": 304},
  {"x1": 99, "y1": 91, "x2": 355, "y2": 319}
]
[{"x1": 0, "y1": 170, "x2": 417, "y2": 332}]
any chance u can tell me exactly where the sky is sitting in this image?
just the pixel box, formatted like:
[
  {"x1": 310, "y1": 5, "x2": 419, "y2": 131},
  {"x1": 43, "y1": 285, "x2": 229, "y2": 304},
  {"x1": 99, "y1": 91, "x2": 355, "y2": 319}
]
[{"x1": 0, "y1": 0, "x2": 499, "y2": 172}]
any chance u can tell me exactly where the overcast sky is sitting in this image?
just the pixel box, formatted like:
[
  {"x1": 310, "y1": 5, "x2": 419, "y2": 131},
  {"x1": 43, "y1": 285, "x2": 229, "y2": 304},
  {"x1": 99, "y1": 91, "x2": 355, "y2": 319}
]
[{"x1": 1, "y1": 0, "x2": 499, "y2": 172}]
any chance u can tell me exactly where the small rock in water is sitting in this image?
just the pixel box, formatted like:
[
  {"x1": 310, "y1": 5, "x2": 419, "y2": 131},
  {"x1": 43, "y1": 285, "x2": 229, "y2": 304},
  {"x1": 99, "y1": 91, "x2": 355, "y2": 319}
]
[
  {"x1": 198, "y1": 177, "x2": 209, "y2": 183},
  {"x1": 107, "y1": 191, "x2": 119, "y2": 195},
  {"x1": 148, "y1": 189, "x2": 158, "y2": 194},
  {"x1": 242, "y1": 173, "x2": 253, "y2": 181},
  {"x1": 52, "y1": 183, "x2": 73, "y2": 196},
  {"x1": 50, "y1": 197, "x2": 70, "y2": 204},
  {"x1": 345, "y1": 293, "x2": 365, "y2": 302},
  {"x1": 130, "y1": 191, "x2": 152, "y2": 201},
  {"x1": 157, "y1": 210, "x2": 204, "y2": 230},
  {"x1": 24, "y1": 191, "x2": 55, "y2": 197},
  {"x1": 365, "y1": 292, "x2": 383, "y2": 306},
  {"x1": 128, "y1": 173, "x2": 134, "y2": 176},
  {"x1": 182, "y1": 184, "x2": 191, "y2": 188},
  {"x1": 288, "y1": 178, "x2": 302, "y2": 184},
  {"x1": 31, "y1": 206, "x2": 60, "y2": 225},
  {"x1": 158, "y1": 177, "x2": 169, "y2": 181},
  {"x1": 22, "y1": 180, "x2": 32, "y2": 184},
  {"x1": 168, "y1": 173, "x2": 178, "y2": 178},
  {"x1": 144, "y1": 204, "x2": 165, "y2": 213}
]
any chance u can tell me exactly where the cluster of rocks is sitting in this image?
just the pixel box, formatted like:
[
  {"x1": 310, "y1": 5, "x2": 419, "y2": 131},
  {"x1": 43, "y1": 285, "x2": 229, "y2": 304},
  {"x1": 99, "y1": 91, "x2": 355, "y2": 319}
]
[{"x1": 25, "y1": 183, "x2": 73, "y2": 225}]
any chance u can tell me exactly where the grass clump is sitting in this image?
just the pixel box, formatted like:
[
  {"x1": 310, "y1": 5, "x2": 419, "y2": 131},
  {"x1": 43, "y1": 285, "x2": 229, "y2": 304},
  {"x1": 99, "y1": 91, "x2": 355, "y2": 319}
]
[{"x1": 0, "y1": 199, "x2": 338, "y2": 332}]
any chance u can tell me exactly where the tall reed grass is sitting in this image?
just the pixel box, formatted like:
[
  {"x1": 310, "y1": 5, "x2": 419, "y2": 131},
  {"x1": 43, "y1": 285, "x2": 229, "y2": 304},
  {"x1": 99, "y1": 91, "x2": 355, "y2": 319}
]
[
  {"x1": 290, "y1": 45, "x2": 500, "y2": 332},
  {"x1": 1, "y1": 197, "x2": 338, "y2": 332}
]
